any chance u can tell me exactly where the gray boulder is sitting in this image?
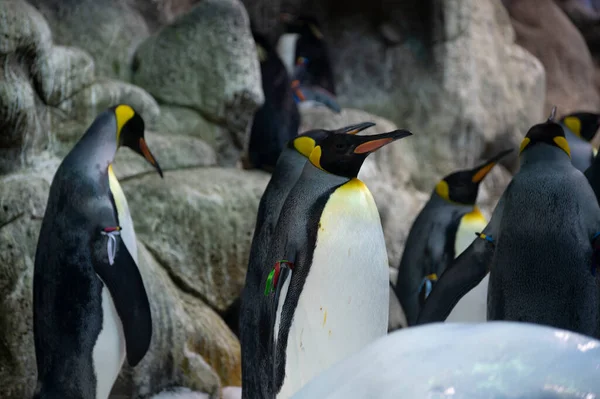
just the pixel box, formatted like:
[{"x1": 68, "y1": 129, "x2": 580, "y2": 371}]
[
  {"x1": 121, "y1": 167, "x2": 269, "y2": 312},
  {"x1": 28, "y1": 0, "x2": 150, "y2": 81},
  {"x1": 132, "y1": 0, "x2": 264, "y2": 157}
]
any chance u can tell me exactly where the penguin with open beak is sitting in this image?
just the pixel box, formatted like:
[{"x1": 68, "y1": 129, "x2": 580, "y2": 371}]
[
  {"x1": 262, "y1": 126, "x2": 412, "y2": 398},
  {"x1": 240, "y1": 122, "x2": 375, "y2": 399}
]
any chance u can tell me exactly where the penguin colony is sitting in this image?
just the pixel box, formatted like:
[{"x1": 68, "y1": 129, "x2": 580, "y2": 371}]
[{"x1": 24, "y1": 10, "x2": 600, "y2": 399}]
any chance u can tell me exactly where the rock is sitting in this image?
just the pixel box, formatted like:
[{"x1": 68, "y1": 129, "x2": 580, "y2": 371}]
[
  {"x1": 0, "y1": 0, "x2": 52, "y2": 56},
  {"x1": 128, "y1": 0, "x2": 202, "y2": 32},
  {"x1": 56, "y1": 78, "x2": 160, "y2": 127},
  {"x1": 152, "y1": 105, "x2": 239, "y2": 166},
  {"x1": 0, "y1": 172, "x2": 51, "y2": 399},
  {"x1": 503, "y1": 0, "x2": 600, "y2": 115},
  {"x1": 0, "y1": 55, "x2": 50, "y2": 174},
  {"x1": 245, "y1": 0, "x2": 544, "y2": 183},
  {"x1": 150, "y1": 387, "x2": 210, "y2": 399},
  {"x1": 29, "y1": 0, "x2": 150, "y2": 81},
  {"x1": 111, "y1": 131, "x2": 218, "y2": 181},
  {"x1": 131, "y1": 0, "x2": 264, "y2": 148},
  {"x1": 31, "y1": 45, "x2": 95, "y2": 106},
  {"x1": 180, "y1": 292, "x2": 242, "y2": 387},
  {"x1": 112, "y1": 242, "x2": 221, "y2": 398},
  {"x1": 121, "y1": 167, "x2": 269, "y2": 312}
]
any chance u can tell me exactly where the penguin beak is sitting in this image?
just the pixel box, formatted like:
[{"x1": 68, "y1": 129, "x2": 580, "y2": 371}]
[
  {"x1": 353, "y1": 129, "x2": 413, "y2": 154},
  {"x1": 335, "y1": 122, "x2": 376, "y2": 135},
  {"x1": 139, "y1": 138, "x2": 164, "y2": 178},
  {"x1": 470, "y1": 148, "x2": 513, "y2": 183}
]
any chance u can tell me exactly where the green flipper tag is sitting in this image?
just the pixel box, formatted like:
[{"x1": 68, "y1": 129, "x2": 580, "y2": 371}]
[{"x1": 265, "y1": 269, "x2": 275, "y2": 296}]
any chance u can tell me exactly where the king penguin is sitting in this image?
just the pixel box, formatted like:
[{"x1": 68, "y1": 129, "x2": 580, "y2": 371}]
[
  {"x1": 239, "y1": 122, "x2": 375, "y2": 399},
  {"x1": 277, "y1": 13, "x2": 336, "y2": 96},
  {"x1": 486, "y1": 114, "x2": 600, "y2": 336},
  {"x1": 394, "y1": 149, "x2": 512, "y2": 326},
  {"x1": 263, "y1": 127, "x2": 412, "y2": 398},
  {"x1": 247, "y1": 29, "x2": 341, "y2": 171},
  {"x1": 33, "y1": 105, "x2": 162, "y2": 399},
  {"x1": 559, "y1": 111, "x2": 600, "y2": 172},
  {"x1": 418, "y1": 110, "x2": 600, "y2": 336}
]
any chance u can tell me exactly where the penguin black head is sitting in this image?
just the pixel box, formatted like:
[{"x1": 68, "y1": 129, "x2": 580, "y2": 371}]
[
  {"x1": 435, "y1": 149, "x2": 513, "y2": 205},
  {"x1": 289, "y1": 122, "x2": 377, "y2": 159},
  {"x1": 560, "y1": 112, "x2": 600, "y2": 142},
  {"x1": 110, "y1": 104, "x2": 163, "y2": 177},
  {"x1": 280, "y1": 13, "x2": 324, "y2": 40},
  {"x1": 308, "y1": 125, "x2": 413, "y2": 178},
  {"x1": 520, "y1": 108, "x2": 571, "y2": 159}
]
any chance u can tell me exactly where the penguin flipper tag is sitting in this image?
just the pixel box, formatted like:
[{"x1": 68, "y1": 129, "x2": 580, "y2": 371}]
[
  {"x1": 416, "y1": 235, "x2": 495, "y2": 325},
  {"x1": 94, "y1": 229, "x2": 152, "y2": 367}
]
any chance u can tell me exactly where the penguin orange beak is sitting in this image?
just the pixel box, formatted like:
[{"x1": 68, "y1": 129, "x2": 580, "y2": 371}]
[
  {"x1": 335, "y1": 122, "x2": 376, "y2": 136},
  {"x1": 139, "y1": 138, "x2": 164, "y2": 178},
  {"x1": 353, "y1": 129, "x2": 413, "y2": 154},
  {"x1": 470, "y1": 148, "x2": 513, "y2": 183}
]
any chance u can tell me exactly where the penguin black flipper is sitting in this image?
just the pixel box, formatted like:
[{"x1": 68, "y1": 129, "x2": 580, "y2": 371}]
[
  {"x1": 92, "y1": 231, "x2": 152, "y2": 367},
  {"x1": 416, "y1": 236, "x2": 494, "y2": 325}
]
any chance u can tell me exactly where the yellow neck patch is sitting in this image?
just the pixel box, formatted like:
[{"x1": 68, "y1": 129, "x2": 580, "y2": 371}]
[
  {"x1": 563, "y1": 116, "x2": 582, "y2": 137},
  {"x1": 519, "y1": 137, "x2": 530, "y2": 154},
  {"x1": 115, "y1": 105, "x2": 135, "y2": 145},
  {"x1": 463, "y1": 206, "x2": 487, "y2": 224},
  {"x1": 293, "y1": 136, "x2": 316, "y2": 158},
  {"x1": 309, "y1": 145, "x2": 324, "y2": 170},
  {"x1": 435, "y1": 180, "x2": 450, "y2": 201},
  {"x1": 553, "y1": 136, "x2": 571, "y2": 158}
]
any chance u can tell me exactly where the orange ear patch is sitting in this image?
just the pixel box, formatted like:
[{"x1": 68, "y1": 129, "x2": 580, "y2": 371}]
[{"x1": 354, "y1": 138, "x2": 393, "y2": 154}]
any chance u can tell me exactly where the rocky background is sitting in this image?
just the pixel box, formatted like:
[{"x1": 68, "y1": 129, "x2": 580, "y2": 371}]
[{"x1": 0, "y1": 0, "x2": 598, "y2": 397}]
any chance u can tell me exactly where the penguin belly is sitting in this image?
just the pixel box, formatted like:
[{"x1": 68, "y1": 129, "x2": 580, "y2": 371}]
[
  {"x1": 277, "y1": 179, "x2": 389, "y2": 398},
  {"x1": 445, "y1": 208, "x2": 488, "y2": 323},
  {"x1": 445, "y1": 274, "x2": 489, "y2": 323},
  {"x1": 108, "y1": 164, "x2": 138, "y2": 263},
  {"x1": 93, "y1": 281, "x2": 127, "y2": 399},
  {"x1": 453, "y1": 208, "x2": 487, "y2": 256},
  {"x1": 276, "y1": 33, "x2": 300, "y2": 77}
]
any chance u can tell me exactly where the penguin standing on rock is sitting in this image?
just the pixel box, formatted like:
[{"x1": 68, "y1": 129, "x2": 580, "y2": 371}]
[
  {"x1": 277, "y1": 13, "x2": 336, "y2": 96},
  {"x1": 394, "y1": 149, "x2": 512, "y2": 326},
  {"x1": 262, "y1": 126, "x2": 413, "y2": 398},
  {"x1": 559, "y1": 111, "x2": 600, "y2": 172},
  {"x1": 33, "y1": 105, "x2": 161, "y2": 399},
  {"x1": 418, "y1": 109, "x2": 600, "y2": 337},
  {"x1": 240, "y1": 122, "x2": 375, "y2": 399}
]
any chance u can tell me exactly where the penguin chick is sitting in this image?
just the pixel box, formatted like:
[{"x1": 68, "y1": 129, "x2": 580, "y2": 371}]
[
  {"x1": 266, "y1": 127, "x2": 412, "y2": 398},
  {"x1": 277, "y1": 13, "x2": 336, "y2": 95},
  {"x1": 395, "y1": 148, "x2": 513, "y2": 326},
  {"x1": 559, "y1": 111, "x2": 600, "y2": 172},
  {"x1": 240, "y1": 121, "x2": 375, "y2": 399},
  {"x1": 33, "y1": 105, "x2": 161, "y2": 399}
]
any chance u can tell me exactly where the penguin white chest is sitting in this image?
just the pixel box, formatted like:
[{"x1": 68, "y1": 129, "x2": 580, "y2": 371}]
[
  {"x1": 446, "y1": 208, "x2": 488, "y2": 323},
  {"x1": 91, "y1": 165, "x2": 136, "y2": 398},
  {"x1": 454, "y1": 208, "x2": 487, "y2": 257},
  {"x1": 277, "y1": 179, "x2": 389, "y2": 399},
  {"x1": 276, "y1": 33, "x2": 300, "y2": 77}
]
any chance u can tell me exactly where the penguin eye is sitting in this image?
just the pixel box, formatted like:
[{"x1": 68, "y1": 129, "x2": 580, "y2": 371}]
[{"x1": 334, "y1": 142, "x2": 348, "y2": 153}]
